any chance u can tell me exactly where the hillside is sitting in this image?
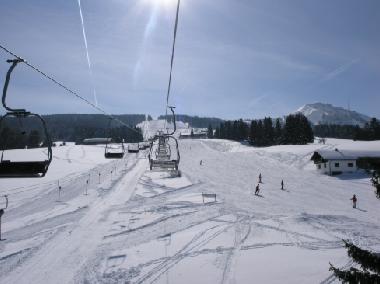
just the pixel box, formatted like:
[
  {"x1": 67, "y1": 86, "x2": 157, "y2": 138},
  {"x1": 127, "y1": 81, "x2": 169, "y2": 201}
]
[{"x1": 297, "y1": 103, "x2": 370, "y2": 126}]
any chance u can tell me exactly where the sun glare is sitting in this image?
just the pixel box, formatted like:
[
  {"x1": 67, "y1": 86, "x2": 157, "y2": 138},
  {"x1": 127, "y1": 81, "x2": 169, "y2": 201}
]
[{"x1": 143, "y1": 0, "x2": 178, "y2": 9}]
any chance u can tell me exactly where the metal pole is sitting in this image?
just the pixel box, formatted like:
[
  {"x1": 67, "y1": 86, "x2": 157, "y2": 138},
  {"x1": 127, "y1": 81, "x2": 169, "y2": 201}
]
[{"x1": 0, "y1": 210, "x2": 3, "y2": 241}]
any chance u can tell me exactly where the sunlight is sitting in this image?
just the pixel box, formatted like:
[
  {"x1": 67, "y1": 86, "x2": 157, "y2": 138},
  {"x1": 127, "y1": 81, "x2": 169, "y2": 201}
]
[{"x1": 142, "y1": 0, "x2": 178, "y2": 10}]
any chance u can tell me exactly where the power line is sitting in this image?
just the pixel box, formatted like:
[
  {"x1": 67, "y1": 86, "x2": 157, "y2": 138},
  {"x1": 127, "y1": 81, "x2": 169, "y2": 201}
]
[{"x1": 0, "y1": 43, "x2": 141, "y2": 134}]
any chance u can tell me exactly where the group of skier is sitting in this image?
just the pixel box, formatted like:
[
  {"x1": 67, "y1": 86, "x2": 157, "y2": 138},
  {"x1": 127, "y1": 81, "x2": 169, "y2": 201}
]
[
  {"x1": 254, "y1": 173, "x2": 359, "y2": 209},
  {"x1": 254, "y1": 173, "x2": 285, "y2": 196}
]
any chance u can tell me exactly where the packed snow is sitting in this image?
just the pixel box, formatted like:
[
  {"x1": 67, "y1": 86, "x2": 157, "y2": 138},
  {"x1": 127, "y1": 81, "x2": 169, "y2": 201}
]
[{"x1": 0, "y1": 138, "x2": 380, "y2": 284}]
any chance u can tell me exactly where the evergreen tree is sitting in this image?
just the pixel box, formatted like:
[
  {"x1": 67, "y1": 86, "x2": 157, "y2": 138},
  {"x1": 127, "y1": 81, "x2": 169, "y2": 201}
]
[
  {"x1": 330, "y1": 240, "x2": 380, "y2": 283},
  {"x1": 263, "y1": 117, "x2": 275, "y2": 146},
  {"x1": 256, "y1": 120, "x2": 264, "y2": 146},
  {"x1": 274, "y1": 118, "x2": 283, "y2": 144},
  {"x1": 283, "y1": 113, "x2": 314, "y2": 145},
  {"x1": 27, "y1": 130, "x2": 41, "y2": 148},
  {"x1": 214, "y1": 127, "x2": 220, "y2": 139},
  {"x1": 249, "y1": 120, "x2": 258, "y2": 145}
]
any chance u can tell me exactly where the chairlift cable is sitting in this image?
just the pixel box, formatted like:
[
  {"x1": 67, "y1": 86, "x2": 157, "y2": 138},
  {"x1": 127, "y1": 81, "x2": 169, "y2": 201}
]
[
  {"x1": 164, "y1": 0, "x2": 180, "y2": 130},
  {"x1": 0, "y1": 43, "x2": 141, "y2": 135}
]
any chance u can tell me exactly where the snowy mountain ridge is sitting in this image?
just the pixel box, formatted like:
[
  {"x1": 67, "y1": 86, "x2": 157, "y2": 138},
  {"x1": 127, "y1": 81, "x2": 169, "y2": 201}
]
[{"x1": 296, "y1": 103, "x2": 371, "y2": 126}]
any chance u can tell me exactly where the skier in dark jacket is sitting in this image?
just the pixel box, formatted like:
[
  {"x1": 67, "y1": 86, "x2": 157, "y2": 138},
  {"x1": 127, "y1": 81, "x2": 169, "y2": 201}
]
[
  {"x1": 350, "y1": 194, "x2": 357, "y2": 208},
  {"x1": 258, "y1": 173, "x2": 262, "y2": 184},
  {"x1": 281, "y1": 180, "x2": 284, "y2": 190},
  {"x1": 255, "y1": 184, "x2": 260, "y2": 195}
]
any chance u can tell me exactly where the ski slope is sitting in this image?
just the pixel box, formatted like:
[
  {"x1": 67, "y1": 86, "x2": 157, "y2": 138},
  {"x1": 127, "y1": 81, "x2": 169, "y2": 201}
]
[
  {"x1": 137, "y1": 119, "x2": 188, "y2": 140},
  {"x1": 0, "y1": 138, "x2": 380, "y2": 283}
]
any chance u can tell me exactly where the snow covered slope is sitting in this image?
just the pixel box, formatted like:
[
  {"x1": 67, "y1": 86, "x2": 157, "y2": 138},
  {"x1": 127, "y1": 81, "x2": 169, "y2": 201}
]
[
  {"x1": 297, "y1": 103, "x2": 371, "y2": 126},
  {"x1": 137, "y1": 119, "x2": 189, "y2": 140},
  {"x1": 1, "y1": 138, "x2": 380, "y2": 283}
]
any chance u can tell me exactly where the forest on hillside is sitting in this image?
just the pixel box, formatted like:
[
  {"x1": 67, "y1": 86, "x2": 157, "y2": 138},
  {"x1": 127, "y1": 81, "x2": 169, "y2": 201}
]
[
  {"x1": 159, "y1": 114, "x2": 223, "y2": 128},
  {"x1": 212, "y1": 113, "x2": 314, "y2": 146},
  {"x1": 0, "y1": 114, "x2": 145, "y2": 146},
  {"x1": 314, "y1": 118, "x2": 380, "y2": 140}
]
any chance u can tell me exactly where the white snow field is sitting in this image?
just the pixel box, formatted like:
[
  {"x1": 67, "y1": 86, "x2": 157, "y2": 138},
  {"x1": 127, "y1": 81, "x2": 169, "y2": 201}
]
[{"x1": 0, "y1": 138, "x2": 380, "y2": 284}]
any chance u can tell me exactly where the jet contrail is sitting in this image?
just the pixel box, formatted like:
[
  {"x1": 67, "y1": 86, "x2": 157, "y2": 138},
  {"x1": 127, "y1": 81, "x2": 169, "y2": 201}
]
[{"x1": 77, "y1": 0, "x2": 98, "y2": 106}]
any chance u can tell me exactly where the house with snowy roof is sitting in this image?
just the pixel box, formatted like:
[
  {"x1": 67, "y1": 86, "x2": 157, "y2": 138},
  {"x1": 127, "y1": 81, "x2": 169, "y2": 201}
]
[
  {"x1": 179, "y1": 128, "x2": 208, "y2": 139},
  {"x1": 311, "y1": 149, "x2": 380, "y2": 176}
]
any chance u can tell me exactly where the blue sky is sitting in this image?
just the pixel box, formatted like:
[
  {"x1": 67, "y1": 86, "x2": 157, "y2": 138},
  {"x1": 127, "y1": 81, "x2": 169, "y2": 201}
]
[{"x1": 0, "y1": 0, "x2": 379, "y2": 119}]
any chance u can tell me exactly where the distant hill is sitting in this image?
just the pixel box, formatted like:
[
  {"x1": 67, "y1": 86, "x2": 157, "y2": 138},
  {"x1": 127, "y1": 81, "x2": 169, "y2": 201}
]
[{"x1": 296, "y1": 103, "x2": 370, "y2": 126}]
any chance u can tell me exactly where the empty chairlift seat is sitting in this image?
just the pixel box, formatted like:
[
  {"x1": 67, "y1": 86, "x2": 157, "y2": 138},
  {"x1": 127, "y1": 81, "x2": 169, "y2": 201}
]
[{"x1": 0, "y1": 59, "x2": 52, "y2": 178}]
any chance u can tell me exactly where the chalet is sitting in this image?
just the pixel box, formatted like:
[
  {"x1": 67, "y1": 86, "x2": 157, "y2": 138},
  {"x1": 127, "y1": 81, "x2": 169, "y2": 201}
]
[
  {"x1": 311, "y1": 149, "x2": 380, "y2": 176},
  {"x1": 179, "y1": 128, "x2": 208, "y2": 139}
]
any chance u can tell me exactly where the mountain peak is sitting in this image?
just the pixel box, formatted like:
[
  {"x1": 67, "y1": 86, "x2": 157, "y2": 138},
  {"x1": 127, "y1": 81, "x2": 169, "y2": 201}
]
[{"x1": 296, "y1": 103, "x2": 370, "y2": 126}]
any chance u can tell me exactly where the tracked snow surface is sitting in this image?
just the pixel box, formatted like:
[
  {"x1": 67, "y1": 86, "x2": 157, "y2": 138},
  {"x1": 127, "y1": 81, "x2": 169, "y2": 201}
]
[{"x1": 0, "y1": 137, "x2": 380, "y2": 283}]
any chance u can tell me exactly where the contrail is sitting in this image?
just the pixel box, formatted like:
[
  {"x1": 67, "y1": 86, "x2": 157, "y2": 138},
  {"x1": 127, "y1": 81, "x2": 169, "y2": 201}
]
[{"x1": 77, "y1": 0, "x2": 98, "y2": 106}]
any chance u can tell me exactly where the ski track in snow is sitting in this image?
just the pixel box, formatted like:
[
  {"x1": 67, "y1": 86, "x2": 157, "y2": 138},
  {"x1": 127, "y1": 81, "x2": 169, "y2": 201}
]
[{"x1": 0, "y1": 138, "x2": 380, "y2": 283}]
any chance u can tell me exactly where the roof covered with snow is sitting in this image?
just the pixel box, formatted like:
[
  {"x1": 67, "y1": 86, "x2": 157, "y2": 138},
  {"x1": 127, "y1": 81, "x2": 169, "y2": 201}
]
[{"x1": 312, "y1": 149, "x2": 380, "y2": 161}]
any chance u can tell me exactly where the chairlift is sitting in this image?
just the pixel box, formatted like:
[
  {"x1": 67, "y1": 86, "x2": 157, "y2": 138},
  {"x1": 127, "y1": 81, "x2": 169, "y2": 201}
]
[
  {"x1": 0, "y1": 59, "x2": 52, "y2": 178},
  {"x1": 104, "y1": 119, "x2": 125, "y2": 159},
  {"x1": 149, "y1": 107, "x2": 180, "y2": 171},
  {"x1": 0, "y1": 195, "x2": 8, "y2": 211},
  {"x1": 105, "y1": 140, "x2": 125, "y2": 159},
  {"x1": 128, "y1": 143, "x2": 139, "y2": 153}
]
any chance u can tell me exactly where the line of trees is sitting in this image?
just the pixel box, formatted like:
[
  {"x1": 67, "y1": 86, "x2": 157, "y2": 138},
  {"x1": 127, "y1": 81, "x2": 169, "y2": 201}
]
[
  {"x1": 212, "y1": 113, "x2": 314, "y2": 146},
  {"x1": 314, "y1": 118, "x2": 380, "y2": 141},
  {"x1": 159, "y1": 114, "x2": 223, "y2": 128},
  {"x1": 0, "y1": 127, "x2": 44, "y2": 149}
]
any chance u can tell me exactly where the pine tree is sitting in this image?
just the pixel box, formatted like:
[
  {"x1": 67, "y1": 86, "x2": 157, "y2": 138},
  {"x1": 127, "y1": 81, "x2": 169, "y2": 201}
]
[
  {"x1": 214, "y1": 127, "x2": 220, "y2": 138},
  {"x1": 256, "y1": 120, "x2": 264, "y2": 146},
  {"x1": 274, "y1": 118, "x2": 283, "y2": 144},
  {"x1": 263, "y1": 117, "x2": 275, "y2": 146},
  {"x1": 283, "y1": 113, "x2": 314, "y2": 145},
  {"x1": 27, "y1": 130, "x2": 41, "y2": 148},
  {"x1": 249, "y1": 120, "x2": 258, "y2": 145},
  {"x1": 330, "y1": 240, "x2": 380, "y2": 283}
]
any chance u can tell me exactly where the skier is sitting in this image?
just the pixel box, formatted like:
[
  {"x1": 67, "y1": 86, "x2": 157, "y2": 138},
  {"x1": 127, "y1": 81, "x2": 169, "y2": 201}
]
[
  {"x1": 258, "y1": 173, "x2": 262, "y2": 184},
  {"x1": 350, "y1": 194, "x2": 357, "y2": 209},
  {"x1": 281, "y1": 180, "x2": 284, "y2": 190},
  {"x1": 200, "y1": 160, "x2": 203, "y2": 166},
  {"x1": 255, "y1": 184, "x2": 260, "y2": 195}
]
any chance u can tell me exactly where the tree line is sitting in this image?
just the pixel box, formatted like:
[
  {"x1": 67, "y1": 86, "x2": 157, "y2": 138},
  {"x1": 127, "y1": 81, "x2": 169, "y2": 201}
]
[
  {"x1": 0, "y1": 127, "x2": 44, "y2": 149},
  {"x1": 211, "y1": 113, "x2": 314, "y2": 146},
  {"x1": 313, "y1": 118, "x2": 380, "y2": 141},
  {"x1": 159, "y1": 114, "x2": 224, "y2": 128}
]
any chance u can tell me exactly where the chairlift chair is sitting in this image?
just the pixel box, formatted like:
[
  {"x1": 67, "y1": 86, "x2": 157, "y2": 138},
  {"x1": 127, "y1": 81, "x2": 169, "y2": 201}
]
[
  {"x1": 0, "y1": 59, "x2": 52, "y2": 178},
  {"x1": 104, "y1": 141, "x2": 125, "y2": 159},
  {"x1": 104, "y1": 119, "x2": 125, "y2": 159},
  {"x1": 128, "y1": 143, "x2": 139, "y2": 153},
  {"x1": 149, "y1": 107, "x2": 180, "y2": 171},
  {"x1": 0, "y1": 195, "x2": 8, "y2": 211}
]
